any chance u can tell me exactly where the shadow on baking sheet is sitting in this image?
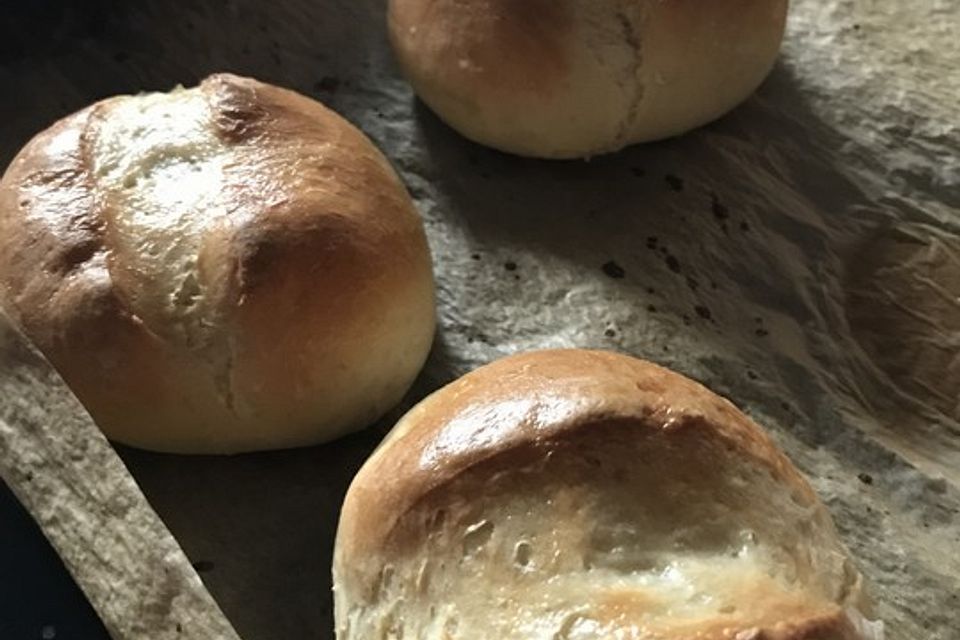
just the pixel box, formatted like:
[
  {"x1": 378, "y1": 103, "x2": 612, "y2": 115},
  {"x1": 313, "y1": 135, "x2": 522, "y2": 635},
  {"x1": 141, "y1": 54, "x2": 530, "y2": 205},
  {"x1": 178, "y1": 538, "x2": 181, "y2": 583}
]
[{"x1": 408, "y1": 58, "x2": 960, "y2": 483}]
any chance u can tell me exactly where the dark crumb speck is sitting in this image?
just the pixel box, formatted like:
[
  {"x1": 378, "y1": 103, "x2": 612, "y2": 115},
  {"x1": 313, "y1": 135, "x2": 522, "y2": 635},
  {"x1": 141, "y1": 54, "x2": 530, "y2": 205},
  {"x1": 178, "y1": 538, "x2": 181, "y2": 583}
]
[
  {"x1": 113, "y1": 51, "x2": 130, "y2": 63},
  {"x1": 746, "y1": 370, "x2": 758, "y2": 380},
  {"x1": 711, "y1": 193, "x2": 729, "y2": 221},
  {"x1": 631, "y1": 167, "x2": 646, "y2": 178},
  {"x1": 710, "y1": 280, "x2": 718, "y2": 290},
  {"x1": 504, "y1": 261, "x2": 518, "y2": 271},
  {"x1": 176, "y1": 623, "x2": 183, "y2": 634},
  {"x1": 25, "y1": 471, "x2": 34, "y2": 482},
  {"x1": 647, "y1": 304, "x2": 657, "y2": 313},
  {"x1": 740, "y1": 221, "x2": 750, "y2": 232},
  {"x1": 858, "y1": 473, "x2": 874, "y2": 485},
  {"x1": 602, "y1": 260, "x2": 626, "y2": 279},
  {"x1": 470, "y1": 253, "x2": 481, "y2": 261},
  {"x1": 665, "y1": 174, "x2": 684, "y2": 191},
  {"x1": 514, "y1": 274, "x2": 520, "y2": 281},
  {"x1": 780, "y1": 401, "x2": 790, "y2": 411},
  {"x1": 682, "y1": 314, "x2": 691, "y2": 326},
  {"x1": 192, "y1": 560, "x2": 215, "y2": 573},
  {"x1": 755, "y1": 316, "x2": 764, "y2": 324},
  {"x1": 853, "y1": 23, "x2": 861, "y2": 30},
  {"x1": 604, "y1": 328, "x2": 616, "y2": 338},
  {"x1": 646, "y1": 287, "x2": 656, "y2": 295},
  {"x1": 665, "y1": 255, "x2": 681, "y2": 273},
  {"x1": 694, "y1": 305, "x2": 712, "y2": 320},
  {"x1": 314, "y1": 76, "x2": 340, "y2": 94},
  {"x1": 686, "y1": 276, "x2": 699, "y2": 291},
  {"x1": 755, "y1": 328, "x2": 769, "y2": 337},
  {"x1": 646, "y1": 236, "x2": 658, "y2": 249},
  {"x1": 466, "y1": 331, "x2": 490, "y2": 345}
]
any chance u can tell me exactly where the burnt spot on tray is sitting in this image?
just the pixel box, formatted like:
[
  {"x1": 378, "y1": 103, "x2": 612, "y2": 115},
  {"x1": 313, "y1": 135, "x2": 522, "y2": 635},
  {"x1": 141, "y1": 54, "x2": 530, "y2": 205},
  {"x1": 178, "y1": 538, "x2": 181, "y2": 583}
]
[
  {"x1": 694, "y1": 305, "x2": 712, "y2": 321},
  {"x1": 711, "y1": 193, "x2": 729, "y2": 221},
  {"x1": 602, "y1": 260, "x2": 626, "y2": 279},
  {"x1": 665, "y1": 174, "x2": 684, "y2": 191},
  {"x1": 466, "y1": 329, "x2": 491, "y2": 345}
]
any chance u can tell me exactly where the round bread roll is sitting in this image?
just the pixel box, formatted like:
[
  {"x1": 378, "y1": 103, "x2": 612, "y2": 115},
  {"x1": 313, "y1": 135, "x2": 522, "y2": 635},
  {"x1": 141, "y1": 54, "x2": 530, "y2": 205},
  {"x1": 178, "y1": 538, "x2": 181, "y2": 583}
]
[
  {"x1": 388, "y1": 0, "x2": 789, "y2": 158},
  {"x1": 334, "y1": 350, "x2": 881, "y2": 640},
  {"x1": 0, "y1": 74, "x2": 436, "y2": 454}
]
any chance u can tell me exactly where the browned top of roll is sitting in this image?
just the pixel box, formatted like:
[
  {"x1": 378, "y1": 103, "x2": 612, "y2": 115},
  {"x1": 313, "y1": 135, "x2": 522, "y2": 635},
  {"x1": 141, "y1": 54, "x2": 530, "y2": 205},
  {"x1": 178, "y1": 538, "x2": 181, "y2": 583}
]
[
  {"x1": 334, "y1": 350, "x2": 876, "y2": 640},
  {"x1": 0, "y1": 74, "x2": 435, "y2": 453}
]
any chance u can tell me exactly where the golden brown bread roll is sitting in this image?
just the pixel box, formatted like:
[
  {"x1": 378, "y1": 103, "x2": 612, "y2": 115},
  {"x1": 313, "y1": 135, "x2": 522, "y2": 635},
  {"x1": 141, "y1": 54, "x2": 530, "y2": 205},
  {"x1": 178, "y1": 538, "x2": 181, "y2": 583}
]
[
  {"x1": 334, "y1": 350, "x2": 882, "y2": 639},
  {"x1": 388, "y1": 0, "x2": 789, "y2": 158},
  {"x1": 0, "y1": 74, "x2": 436, "y2": 454}
]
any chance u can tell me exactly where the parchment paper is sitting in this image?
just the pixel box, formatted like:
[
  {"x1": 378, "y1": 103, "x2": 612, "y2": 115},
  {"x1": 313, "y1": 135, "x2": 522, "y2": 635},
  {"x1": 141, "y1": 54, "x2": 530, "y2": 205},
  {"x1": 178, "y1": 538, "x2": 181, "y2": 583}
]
[{"x1": 1, "y1": 1, "x2": 958, "y2": 639}]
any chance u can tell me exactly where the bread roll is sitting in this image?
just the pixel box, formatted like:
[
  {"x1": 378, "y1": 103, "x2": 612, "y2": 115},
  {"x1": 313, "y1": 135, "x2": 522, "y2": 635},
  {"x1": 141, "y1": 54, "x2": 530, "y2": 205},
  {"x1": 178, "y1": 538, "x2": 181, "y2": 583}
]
[
  {"x1": 334, "y1": 350, "x2": 881, "y2": 639},
  {"x1": 388, "y1": 0, "x2": 789, "y2": 158},
  {"x1": 0, "y1": 74, "x2": 436, "y2": 454}
]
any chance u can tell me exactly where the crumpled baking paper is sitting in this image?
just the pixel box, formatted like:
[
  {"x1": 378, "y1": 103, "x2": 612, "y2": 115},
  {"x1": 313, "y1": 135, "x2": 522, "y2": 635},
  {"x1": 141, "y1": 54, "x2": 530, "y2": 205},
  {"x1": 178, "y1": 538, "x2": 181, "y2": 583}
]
[{"x1": 0, "y1": 0, "x2": 958, "y2": 638}]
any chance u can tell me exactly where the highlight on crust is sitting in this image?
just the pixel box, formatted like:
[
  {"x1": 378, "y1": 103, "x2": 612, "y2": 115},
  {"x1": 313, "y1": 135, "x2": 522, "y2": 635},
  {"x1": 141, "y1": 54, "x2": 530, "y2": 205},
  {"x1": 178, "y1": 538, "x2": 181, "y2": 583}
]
[{"x1": 0, "y1": 73, "x2": 436, "y2": 454}]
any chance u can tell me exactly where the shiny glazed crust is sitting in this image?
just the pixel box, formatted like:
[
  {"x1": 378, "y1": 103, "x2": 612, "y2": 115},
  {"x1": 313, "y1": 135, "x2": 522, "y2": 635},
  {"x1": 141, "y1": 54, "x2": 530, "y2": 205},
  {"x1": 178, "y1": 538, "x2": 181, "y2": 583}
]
[
  {"x1": 389, "y1": 0, "x2": 789, "y2": 158},
  {"x1": 0, "y1": 74, "x2": 436, "y2": 454},
  {"x1": 334, "y1": 350, "x2": 878, "y2": 640}
]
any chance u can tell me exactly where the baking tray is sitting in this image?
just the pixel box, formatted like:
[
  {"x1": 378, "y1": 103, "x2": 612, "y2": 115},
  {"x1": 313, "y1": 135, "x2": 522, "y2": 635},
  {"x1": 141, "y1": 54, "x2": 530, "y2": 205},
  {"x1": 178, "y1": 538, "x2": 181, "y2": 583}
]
[{"x1": 1, "y1": 1, "x2": 958, "y2": 638}]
